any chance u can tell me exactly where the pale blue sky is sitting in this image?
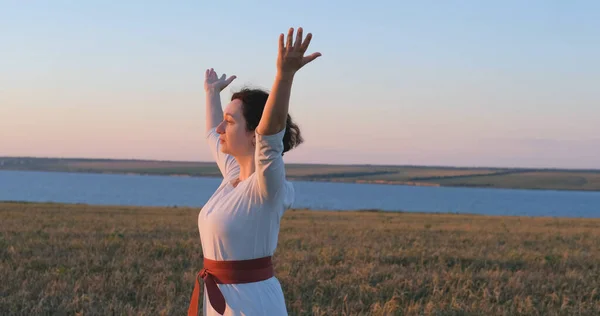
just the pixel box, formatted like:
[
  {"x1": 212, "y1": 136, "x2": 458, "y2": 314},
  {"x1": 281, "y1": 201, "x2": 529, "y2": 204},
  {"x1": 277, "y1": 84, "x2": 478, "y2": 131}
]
[{"x1": 1, "y1": 1, "x2": 599, "y2": 168}]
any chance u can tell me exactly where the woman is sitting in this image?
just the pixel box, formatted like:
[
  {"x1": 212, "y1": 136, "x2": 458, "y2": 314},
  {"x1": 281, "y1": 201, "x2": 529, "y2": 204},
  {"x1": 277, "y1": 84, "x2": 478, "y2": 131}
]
[{"x1": 188, "y1": 27, "x2": 321, "y2": 315}]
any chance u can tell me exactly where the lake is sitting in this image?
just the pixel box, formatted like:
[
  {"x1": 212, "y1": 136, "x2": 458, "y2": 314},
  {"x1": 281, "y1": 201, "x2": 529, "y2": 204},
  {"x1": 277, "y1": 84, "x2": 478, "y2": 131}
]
[{"x1": 1, "y1": 170, "x2": 599, "y2": 218}]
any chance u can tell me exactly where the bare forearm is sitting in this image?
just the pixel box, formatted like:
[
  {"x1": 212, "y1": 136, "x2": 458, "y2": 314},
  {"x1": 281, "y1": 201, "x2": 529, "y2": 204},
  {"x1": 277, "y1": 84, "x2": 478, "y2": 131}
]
[
  {"x1": 204, "y1": 68, "x2": 236, "y2": 133},
  {"x1": 257, "y1": 72, "x2": 295, "y2": 135},
  {"x1": 205, "y1": 90, "x2": 224, "y2": 133},
  {"x1": 257, "y1": 27, "x2": 320, "y2": 135}
]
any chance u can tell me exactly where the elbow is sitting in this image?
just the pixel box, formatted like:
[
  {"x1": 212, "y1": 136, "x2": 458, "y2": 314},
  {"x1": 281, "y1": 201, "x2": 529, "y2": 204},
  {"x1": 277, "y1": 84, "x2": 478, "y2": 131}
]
[{"x1": 256, "y1": 122, "x2": 285, "y2": 136}]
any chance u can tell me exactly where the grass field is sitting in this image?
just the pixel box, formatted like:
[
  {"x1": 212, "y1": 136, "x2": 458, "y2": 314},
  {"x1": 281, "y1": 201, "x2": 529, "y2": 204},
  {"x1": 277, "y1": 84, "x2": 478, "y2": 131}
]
[
  {"x1": 1, "y1": 202, "x2": 599, "y2": 315},
  {"x1": 2, "y1": 157, "x2": 600, "y2": 191}
]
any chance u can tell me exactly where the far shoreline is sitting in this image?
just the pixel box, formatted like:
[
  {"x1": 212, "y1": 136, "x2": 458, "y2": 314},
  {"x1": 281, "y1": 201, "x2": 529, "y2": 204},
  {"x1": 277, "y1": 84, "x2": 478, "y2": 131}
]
[{"x1": 2, "y1": 168, "x2": 600, "y2": 193}]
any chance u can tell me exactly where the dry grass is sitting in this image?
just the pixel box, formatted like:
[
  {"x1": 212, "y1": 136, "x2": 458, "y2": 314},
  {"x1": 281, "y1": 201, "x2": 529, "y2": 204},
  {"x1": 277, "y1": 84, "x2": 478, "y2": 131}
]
[{"x1": 1, "y1": 202, "x2": 600, "y2": 315}]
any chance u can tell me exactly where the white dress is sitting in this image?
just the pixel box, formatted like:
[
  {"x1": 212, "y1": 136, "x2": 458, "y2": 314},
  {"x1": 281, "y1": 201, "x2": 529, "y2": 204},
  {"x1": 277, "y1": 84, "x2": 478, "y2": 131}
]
[{"x1": 197, "y1": 126, "x2": 294, "y2": 316}]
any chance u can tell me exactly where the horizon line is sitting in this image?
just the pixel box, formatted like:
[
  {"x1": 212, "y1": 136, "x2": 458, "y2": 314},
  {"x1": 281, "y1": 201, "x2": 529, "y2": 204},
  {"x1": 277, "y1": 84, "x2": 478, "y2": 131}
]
[{"x1": 1, "y1": 155, "x2": 599, "y2": 173}]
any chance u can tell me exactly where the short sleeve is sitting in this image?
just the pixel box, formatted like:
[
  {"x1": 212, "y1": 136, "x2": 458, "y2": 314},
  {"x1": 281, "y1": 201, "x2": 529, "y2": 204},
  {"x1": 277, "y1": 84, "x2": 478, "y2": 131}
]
[
  {"x1": 254, "y1": 127, "x2": 287, "y2": 201},
  {"x1": 206, "y1": 127, "x2": 239, "y2": 179}
]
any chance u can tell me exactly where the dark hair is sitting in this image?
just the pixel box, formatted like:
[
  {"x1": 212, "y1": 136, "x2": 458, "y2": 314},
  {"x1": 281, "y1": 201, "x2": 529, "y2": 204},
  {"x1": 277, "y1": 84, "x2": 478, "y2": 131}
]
[{"x1": 231, "y1": 88, "x2": 303, "y2": 155}]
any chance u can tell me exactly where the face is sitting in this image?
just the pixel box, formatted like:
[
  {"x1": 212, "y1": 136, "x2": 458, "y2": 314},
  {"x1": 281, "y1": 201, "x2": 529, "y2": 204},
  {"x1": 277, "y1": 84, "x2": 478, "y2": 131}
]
[{"x1": 216, "y1": 99, "x2": 255, "y2": 157}]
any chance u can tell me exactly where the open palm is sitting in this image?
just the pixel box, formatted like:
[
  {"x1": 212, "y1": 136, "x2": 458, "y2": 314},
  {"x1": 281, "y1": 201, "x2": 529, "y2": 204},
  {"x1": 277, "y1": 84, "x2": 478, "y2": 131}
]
[
  {"x1": 204, "y1": 68, "x2": 236, "y2": 92},
  {"x1": 278, "y1": 27, "x2": 321, "y2": 74}
]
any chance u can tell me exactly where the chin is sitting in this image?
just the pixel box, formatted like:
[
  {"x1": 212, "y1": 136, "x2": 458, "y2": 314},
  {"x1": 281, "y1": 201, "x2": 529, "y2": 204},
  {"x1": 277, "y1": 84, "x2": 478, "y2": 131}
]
[{"x1": 219, "y1": 145, "x2": 232, "y2": 155}]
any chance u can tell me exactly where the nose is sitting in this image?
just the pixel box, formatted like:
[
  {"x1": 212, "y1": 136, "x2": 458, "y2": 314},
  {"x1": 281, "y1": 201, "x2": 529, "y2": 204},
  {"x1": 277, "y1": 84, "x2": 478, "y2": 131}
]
[{"x1": 216, "y1": 121, "x2": 225, "y2": 134}]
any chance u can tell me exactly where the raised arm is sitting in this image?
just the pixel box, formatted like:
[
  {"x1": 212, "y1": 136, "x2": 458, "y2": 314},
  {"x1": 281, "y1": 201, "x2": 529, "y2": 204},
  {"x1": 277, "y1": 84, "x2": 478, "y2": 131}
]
[
  {"x1": 205, "y1": 68, "x2": 236, "y2": 133},
  {"x1": 256, "y1": 27, "x2": 321, "y2": 136},
  {"x1": 254, "y1": 27, "x2": 320, "y2": 200},
  {"x1": 204, "y1": 68, "x2": 238, "y2": 177}
]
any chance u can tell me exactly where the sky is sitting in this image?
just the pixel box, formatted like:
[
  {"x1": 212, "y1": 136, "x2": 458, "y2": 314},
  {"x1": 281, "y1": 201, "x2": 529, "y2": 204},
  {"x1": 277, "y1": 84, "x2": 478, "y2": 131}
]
[{"x1": 1, "y1": 1, "x2": 599, "y2": 169}]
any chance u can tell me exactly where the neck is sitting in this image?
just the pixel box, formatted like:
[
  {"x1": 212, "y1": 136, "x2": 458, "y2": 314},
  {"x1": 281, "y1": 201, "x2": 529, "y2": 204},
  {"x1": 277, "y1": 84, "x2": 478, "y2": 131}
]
[{"x1": 234, "y1": 154, "x2": 255, "y2": 181}]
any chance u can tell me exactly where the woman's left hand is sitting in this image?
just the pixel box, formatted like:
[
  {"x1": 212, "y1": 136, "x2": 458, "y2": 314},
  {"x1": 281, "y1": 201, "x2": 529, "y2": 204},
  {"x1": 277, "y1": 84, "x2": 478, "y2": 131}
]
[{"x1": 277, "y1": 27, "x2": 321, "y2": 76}]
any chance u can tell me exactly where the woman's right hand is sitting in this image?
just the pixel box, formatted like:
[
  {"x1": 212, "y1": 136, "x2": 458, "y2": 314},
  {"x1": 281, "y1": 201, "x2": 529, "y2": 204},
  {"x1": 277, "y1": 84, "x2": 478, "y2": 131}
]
[{"x1": 204, "y1": 68, "x2": 236, "y2": 92}]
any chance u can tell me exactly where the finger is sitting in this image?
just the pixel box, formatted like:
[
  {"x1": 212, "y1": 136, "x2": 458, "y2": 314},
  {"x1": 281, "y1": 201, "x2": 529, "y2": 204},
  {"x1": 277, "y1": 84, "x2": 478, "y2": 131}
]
[
  {"x1": 286, "y1": 27, "x2": 294, "y2": 49},
  {"x1": 300, "y1": 33, "x2": 313, "y2": 52},
  {"x1": 294, "y1": 27, "x2": 303, "y2": 50},
  {"x1": 225, "y1": 75, "x2": 237, "y2": 86},
  {"x1": 302, "y1": 52, "x2": 322, "y2": 66},
  {"x1": 278, "y1": 33, "x2": 284, "y2": 52},
  {"x1": 220, "y1": 74, "x2": 226, "y2": 81},
  {"x1": 205, "y1": 69, "x2": 209, "y2": 78}
]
